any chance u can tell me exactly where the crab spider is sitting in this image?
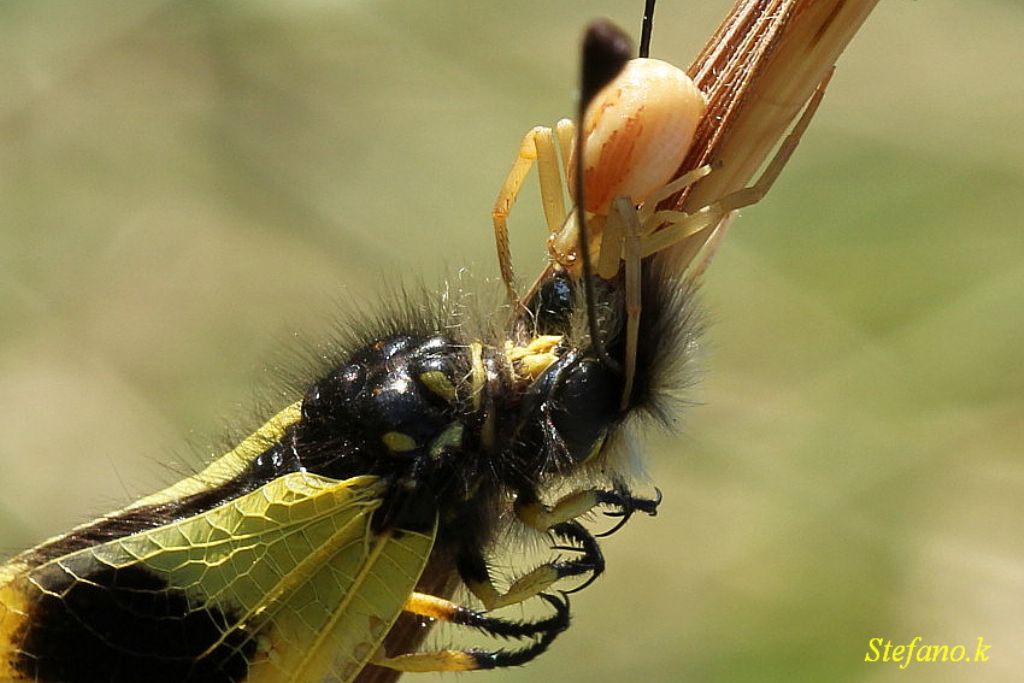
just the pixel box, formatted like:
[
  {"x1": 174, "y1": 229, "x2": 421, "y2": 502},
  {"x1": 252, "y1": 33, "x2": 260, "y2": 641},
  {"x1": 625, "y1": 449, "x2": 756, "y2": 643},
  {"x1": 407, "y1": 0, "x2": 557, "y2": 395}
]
[{"x1": 492, "y1": 56, "x2": 831, "y2": 407}]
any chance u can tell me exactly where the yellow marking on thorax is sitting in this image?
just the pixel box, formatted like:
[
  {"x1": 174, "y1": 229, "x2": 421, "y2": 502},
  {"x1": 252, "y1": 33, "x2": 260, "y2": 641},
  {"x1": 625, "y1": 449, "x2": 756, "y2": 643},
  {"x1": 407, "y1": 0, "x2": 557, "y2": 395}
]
[
  {"x1": 468, "y1": 341, "x2": 497, "y2": 453},
  {"x1": 381, "y1": 431, "x2": 417, "y2": 453},
  {"x1": 419, "y1": 370, "x2": 458, "y2": 403},
  {"x1": 469, "y1": 342, "x2": 485, "y2": 411},
  {"x1": 429, "y1": 422, "x2": 465, "y2": 460}
]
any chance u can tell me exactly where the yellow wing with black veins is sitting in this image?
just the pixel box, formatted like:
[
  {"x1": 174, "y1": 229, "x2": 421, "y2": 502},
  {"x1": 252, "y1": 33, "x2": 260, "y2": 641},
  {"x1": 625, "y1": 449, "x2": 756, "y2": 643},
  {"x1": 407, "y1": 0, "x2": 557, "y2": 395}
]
[{"x1": 0, "y1": 472, "x2": 436, "y2": 683}]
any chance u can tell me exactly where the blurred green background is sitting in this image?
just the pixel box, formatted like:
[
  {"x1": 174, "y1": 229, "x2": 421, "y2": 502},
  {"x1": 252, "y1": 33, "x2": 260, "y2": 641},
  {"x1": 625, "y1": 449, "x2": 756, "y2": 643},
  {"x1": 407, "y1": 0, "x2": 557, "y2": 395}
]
[{"x1": 1, "y1": 1, "x2": 1021, "y2": 681}]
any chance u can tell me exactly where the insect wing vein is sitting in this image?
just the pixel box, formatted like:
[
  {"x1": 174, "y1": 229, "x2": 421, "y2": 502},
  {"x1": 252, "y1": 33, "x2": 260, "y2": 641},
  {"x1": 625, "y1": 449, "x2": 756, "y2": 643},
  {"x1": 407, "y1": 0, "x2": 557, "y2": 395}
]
[{"x1": 1, "y1": 472, "x2": 435, "y2": 683}]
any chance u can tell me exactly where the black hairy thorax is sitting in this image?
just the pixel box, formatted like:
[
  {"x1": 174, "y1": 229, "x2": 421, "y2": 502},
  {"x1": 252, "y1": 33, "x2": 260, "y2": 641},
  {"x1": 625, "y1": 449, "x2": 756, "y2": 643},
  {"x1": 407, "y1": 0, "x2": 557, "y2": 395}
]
[{"x1": 285, "y1": 263, "x2": 700, "y2": 561}]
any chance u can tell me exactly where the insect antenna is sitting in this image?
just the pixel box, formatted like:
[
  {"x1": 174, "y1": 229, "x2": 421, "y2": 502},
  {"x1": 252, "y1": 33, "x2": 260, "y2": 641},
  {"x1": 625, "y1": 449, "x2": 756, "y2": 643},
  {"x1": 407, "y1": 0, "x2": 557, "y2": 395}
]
[
  {"x1": 639, "y1": 0, "x2": 657, "y2": 58},
  {"x1": 574, "y1": 20, "x2": 633, "y2": 377}
]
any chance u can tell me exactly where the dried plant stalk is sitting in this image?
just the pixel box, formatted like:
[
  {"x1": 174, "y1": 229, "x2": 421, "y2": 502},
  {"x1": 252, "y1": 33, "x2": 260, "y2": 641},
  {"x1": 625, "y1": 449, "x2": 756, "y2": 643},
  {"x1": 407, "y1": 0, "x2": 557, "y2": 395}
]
[{"x1": 664, "y1": 0, "x2": 880, "y2": 274}]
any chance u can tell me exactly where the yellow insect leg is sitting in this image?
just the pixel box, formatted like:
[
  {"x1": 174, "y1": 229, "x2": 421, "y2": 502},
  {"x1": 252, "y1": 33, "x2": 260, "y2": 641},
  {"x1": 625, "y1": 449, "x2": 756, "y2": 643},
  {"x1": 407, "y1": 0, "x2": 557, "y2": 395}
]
[
  {"x1": 370, "y1": 593, "x2": 569, "y2": 673},
  {"x1": 465, "y1": 489, "x2": 617, "y2": 611}
]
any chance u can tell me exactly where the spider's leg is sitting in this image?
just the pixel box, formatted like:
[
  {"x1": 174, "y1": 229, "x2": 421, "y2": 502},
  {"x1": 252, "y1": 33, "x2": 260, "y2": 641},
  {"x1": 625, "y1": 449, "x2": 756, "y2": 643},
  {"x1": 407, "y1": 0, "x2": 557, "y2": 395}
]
[{"x1": 492, "y1": 124, "x2": 572, "y2": 302}]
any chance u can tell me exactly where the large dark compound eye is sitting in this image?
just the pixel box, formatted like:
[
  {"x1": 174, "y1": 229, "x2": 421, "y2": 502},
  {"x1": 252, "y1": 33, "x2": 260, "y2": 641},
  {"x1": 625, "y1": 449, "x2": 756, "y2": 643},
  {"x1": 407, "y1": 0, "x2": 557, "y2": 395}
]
[
  {"x1": 550, "y1": 358, "x2": 620, "y2": 463},
  {"x1": 302, "y1": 334, "x2": 465, "y2": 459}
]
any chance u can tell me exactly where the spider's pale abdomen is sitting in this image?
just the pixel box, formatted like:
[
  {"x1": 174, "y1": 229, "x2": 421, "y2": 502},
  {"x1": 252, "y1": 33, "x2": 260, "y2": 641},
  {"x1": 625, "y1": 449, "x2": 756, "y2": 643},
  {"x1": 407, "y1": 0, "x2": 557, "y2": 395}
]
[{"x1": 579, "y1": 58, "x2": 706, "y2": 214}]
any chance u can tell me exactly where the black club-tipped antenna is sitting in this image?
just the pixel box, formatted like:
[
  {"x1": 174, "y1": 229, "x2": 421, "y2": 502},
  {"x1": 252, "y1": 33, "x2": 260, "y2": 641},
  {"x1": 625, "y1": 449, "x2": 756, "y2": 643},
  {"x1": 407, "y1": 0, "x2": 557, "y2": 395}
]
[
  {"x1": 639, "y1": 0, "x2": 657, "y2": 58},
  {"x1": 575, "y1": 20, "x2": 632, "y2": 375}
]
